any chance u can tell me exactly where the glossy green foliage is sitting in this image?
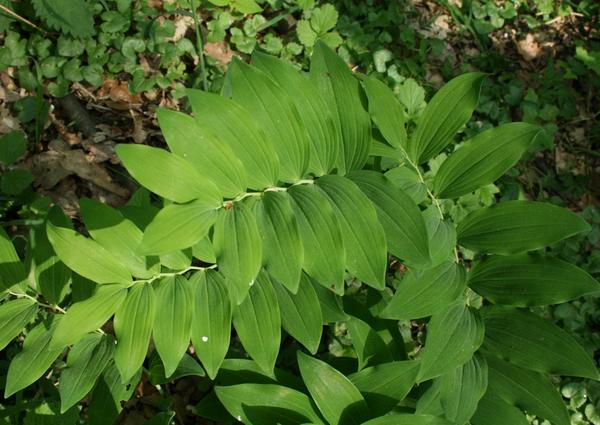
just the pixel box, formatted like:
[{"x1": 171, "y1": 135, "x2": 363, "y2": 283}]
[
  {"x1": 5, "y1": 317, "x2": 63, "y2": 397},
  {"x1": 114, "y1": 282, "x2": 156, "y2": 382},
  {"x1": 0, "y1": 45, "x2": 596, "y2": 425},
  {"x1": 310, "y1": 42, "x2": 371, "y2": 173},
  {"x1": 433, "y1": 123, "x2": 542, "y2": 198},
  {"x1": 457, "y1": 200, "x2": 591, "y2": 253},
  {"x1": 233, "y1": 272, "x2": 281, "y2": 373},
  {"x1": 417, "y1": 303, "x2": 484, "y2": 382},
  {"x1": 153, "y1": 277, "x2": 193, "y2": 378},
  {"x1": 486, "y1": 356, "x2": 570, "y2": 425},
  {"x1": 298, "y1": 352, "x2": 369, "y2": 425},
  {"x1": 381, "y1": 262, "x2": 465, "y2": 320},
  {"x1": 191, "y1": 271, "x2": 232, "y2": 380},
  {"x1": 469, "y1": 254, "x2": 600, "y2": 305},
  {"x1": 482, "y1": 306, "x2": 599, "y2": 379},
  {"x1": 410, "y1": 72, "x2": 485, "y2": 163}
]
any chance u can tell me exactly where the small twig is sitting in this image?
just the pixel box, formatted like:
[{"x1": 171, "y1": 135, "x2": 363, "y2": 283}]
[
  {"x1": 190, "y1": 0, "x2": 208, "y2": 91},
  {"x1": 8, "y1": 291, "x2": 66, "y2": 314},
  {"x1": 132, "y1": 264, "x2": 216, "y2": 286},
  {"x1": 256, "y1": 6, "x2": 300, "y2": 32},
  {"x1": 0, "y1": 4, "x2": 46, "y2": 34}
]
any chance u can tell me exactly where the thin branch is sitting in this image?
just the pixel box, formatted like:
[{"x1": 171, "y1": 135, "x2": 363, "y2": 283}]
[
  {"x1": 8, "y1": 291, "x2": 66, "y2": 314},
  {"x1": 0, "y1": 4, "x2": 46, "y2": 34},
  {"x1": 190, "y1": 0, "x2": 208, "y2": 91}
]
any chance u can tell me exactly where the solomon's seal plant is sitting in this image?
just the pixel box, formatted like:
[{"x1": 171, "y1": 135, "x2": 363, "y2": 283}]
[{"x1": 1, "y1": 41, "x2": 598, "y2": 424}]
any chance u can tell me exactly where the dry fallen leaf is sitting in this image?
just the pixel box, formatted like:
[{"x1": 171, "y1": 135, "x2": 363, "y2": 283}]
[
  {"x1": 204, "y1": 42, "x2": 235, "y2": 66},
  {"x1": 517, "y1": 33, "x2": 541, "y2": 62},
  {"x1": 22, "y1": 139, "x2": 129, "y2": 198}
]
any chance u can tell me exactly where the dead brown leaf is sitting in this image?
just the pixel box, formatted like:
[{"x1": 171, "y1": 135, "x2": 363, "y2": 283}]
[
  {"x1": 204, "y1": 42, "x2": 235, "y2": 66},
  {"x1": 22, "y1": 139, "x2": 129, "y2": 198},
  {"x1": 517, "y1": 33, "x2": 541, "y2": 62}
]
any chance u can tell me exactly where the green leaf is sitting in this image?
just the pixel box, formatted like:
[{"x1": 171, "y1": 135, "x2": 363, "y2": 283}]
[
  {"x1": 297, "y1": 351, "x2": 369, "y2": 425},
  {"x1": 148, "y1": 352, "x2": 206, "y2": 385},
  {"x1": 31, "y1": 0, "x2": 94, "y2": 37},
  {"x1": 229, "y1": 58, "x2": 309, "y2": 182},
  {"x1": 192, "y1": 237, "x2": 216, "y2": 264},
  {"x1": 186, "y1": 89, "x2": 279, "y2": 190},
  {"x1": 310, "y1": 41, "x2": 371, "y2": 174},
  {"x1": 272, "y1": 276, "x2": 322, "y2": 354},
  {"x1": 349, "y1": 361, "x2": 420, "y2": 416},
  {"x1": 486, "y1": 355, "x2": 570, "y2": 425},
  {"x1": 80, "y1": 199, "x2": 155, "y2": 278},
  {"x1": 5, "y1": 317, "x2": 63, "y2": 397},
  {"x1": 231, "y1": 0, "x2": 262, "y2": 14},
  {"x1": 360, "y1": 414, "x2": 455, "y2": 425},
  {"x1": 410, "y1": 73, "x2": 485, "y2": 163},
  {"x1": 417, "y1": 303, "x2": 484, "y2": 382},
  {"x1": 59, "y1": 334, "x2": 114, "y2": 413},
  {"x1": 481, "y1": 306, "x2": 599, "y2": 379},
  {"x1": 363, "y1": 76, "x2": 407, "y2": 149},
  {"x1": 159, "y1": 249, "x2": 192, "y2": 271},
  {"x1": 157, "y1": 108, "x2": 247, "y2": 198},
  {"x1": 0, "y1": 298, "x2": 38, "y2": 351},
  {"x1": 457, "y1": 200, "x2": 590, "y2": 254},
  {"x1": 1, "y1": 169, "x2": 32, "y2": 195},
  {"x1": 139, "y1": 201, "x2": 218, "y2": 255},
  {"x1": 385, "y1": 166, "x2": 427, "y2": 204},
  {"x1": 252, "y1": 52, "x2": 339, "y2": 176},
  {"x1": 0, "y1": 226, "x2": 26, "y2": 291},
  {"x1": 191, "y1": 271, "x2": 232, "y2": 379},
  {"x1": 347, "y1": 316, "x2": 393, "y2": 370},
  {"x1": 468, "y1": 254, "x2": 600, "y2": 306},
  {"x1": 423, "y1": 209, "x2": 457, "y2": 266},
  {"x1": 471, "y1": 395, "x2": 529, "y2": 425},
  {"x1": 416, "y1": 380, "x2": 443, "y2": 417},
  {"x1": 0, "y1": 130, "x2": 27, "y2": 165},
  {"x1": 310, "y1": 3, "x2": 338, "y2": 33},
  {"x1": 434, "y1": 123, "x2": 542, "y2": 199},
  {"x1": 47, "y1": 222, "x2": 132, "y2": 285},
  {"x1": 153, "y1": 277, "x2": 192, "y2": 378},
  {"x1": 297, "y1": 19, "x2": 317, "y2": 47},
  {"x1": 288, "y1": 184, "x2": 345, "y2": 294},
  {"x1": 255, "y1": 192, "x2": 303, "y2": 293},
  {"x1": 380, "y1": 262, "x2": 465, "y2": 320},
  {"x1": 317, "y1": 175, "x2": 387, "y2": 290},
  {"x1": 215, "y1": 384, "x2": 324, "y2": 425},
  {"x1": 32, "y1": 222, "x2": 71, "y2": 304},
  {"x1": 233, "y1": 271, "x2": 281, "y2": 374},
  {"x1": 213, "y1": 201, "x2": 262, "y2": 304},
  {"x1": 52, "y1": 284, "x2": 127, "y2": 349},
  {"x1": 309, "y1": 276, "x2": 349, "y2": 323},
  {"x1": 438, "y1": 353, "x2": 488, "y2": 424},
  {"x1": 349, "y1": 171, "x2": 430, "y2": 267},
  {"x1": 114, "y1": 283, "x2": 156, "y2": 382},
  {"x1": 216, "y1": 358, "x2": 305, "y2": 391},
  {"x1": 88, "y1": 362, "x2": 140, "y2": 425},
  {"x1": 116, "y1": 144, "x2": 222, "y2": 205}
]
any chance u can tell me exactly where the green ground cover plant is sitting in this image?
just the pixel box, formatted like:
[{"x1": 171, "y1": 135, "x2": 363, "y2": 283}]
[
  {"x1": 1, "y1": 39, "x2": 599, "y2": 424},
  {"x1": 1, "y1": 0, "x2": 599, "y2": 424}
]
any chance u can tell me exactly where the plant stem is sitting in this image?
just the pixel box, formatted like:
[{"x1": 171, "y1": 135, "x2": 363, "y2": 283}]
[
  {"x1": 190, "y1": 0, "x2": 208, "y2": 91},
  {"x1": 8, "y1": 291, "x2": 66, "y2": 314},
  {"x1": 223, "y1": 179, "x2": 316, "y2": 207},
  {"x1": 132, "y1": 264, "x2": 216, "y2": 286},
  {"x1": 256, "y1": 6, "x2": 300, "y2": 32},
  {"x1": 0, "y1": 4, "x2": 46, "y2": 34},
  {"x1": 396, "y1": 149, "x2": 462, "y2": 264}
]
